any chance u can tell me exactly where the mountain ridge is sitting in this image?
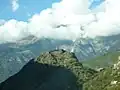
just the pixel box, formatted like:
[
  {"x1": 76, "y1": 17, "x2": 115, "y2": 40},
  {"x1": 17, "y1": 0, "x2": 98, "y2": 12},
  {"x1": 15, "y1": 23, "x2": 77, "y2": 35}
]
[
  {"x1": 0, "y1": 34, "x2": 120, "y2": 83},
  {"x1": 0, "y1": 50, "x2": 97, "y2": 90}
]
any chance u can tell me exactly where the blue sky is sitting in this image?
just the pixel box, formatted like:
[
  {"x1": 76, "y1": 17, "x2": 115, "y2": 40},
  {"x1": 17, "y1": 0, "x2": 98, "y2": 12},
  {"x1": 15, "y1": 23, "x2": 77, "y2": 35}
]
[
  {"x1": 0, "y1": 0, "x2": 104, "y2": 21},
  {"x1": 89, "y1": 0, "x2": 105, "y2": 9},
  {"x1": 0, "y1": 0, "x2": 61, "y2": 21}
]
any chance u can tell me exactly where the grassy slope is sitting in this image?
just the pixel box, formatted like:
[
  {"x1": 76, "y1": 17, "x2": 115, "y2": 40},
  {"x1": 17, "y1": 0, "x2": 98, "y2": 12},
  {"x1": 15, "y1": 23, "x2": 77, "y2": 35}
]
[
  {"x1": 82, "y1": 51, "x2": 120, "y2": 90},
  {"x1": 83, "y1": 66, "x2": 120, "y2": 90},
  {"x1": 81, "y1": 51, "x2": 120, "y2": 69}
]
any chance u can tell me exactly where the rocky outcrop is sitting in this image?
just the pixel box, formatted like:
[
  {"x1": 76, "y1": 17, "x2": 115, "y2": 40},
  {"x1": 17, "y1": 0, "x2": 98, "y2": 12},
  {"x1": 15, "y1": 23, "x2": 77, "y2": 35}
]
[{"x1": 0, "y1": 38, "x2": 72, "y2": 83}]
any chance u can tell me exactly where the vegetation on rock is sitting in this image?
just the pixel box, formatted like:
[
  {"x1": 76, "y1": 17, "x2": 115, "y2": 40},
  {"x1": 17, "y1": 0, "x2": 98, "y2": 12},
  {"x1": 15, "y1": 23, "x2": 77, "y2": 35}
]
[
  {"x1": 0, "y1": 50, "x2": 97, "y2": 90},
  {"x1": 37, "y1": 50, "x2": 97, "y2": 86},
  {"x1": 1, "y1": 49, "x2": 120, "y2": 90},
  {"x1": 83, "y1": 56, "x2": 120, "y2": 90}
]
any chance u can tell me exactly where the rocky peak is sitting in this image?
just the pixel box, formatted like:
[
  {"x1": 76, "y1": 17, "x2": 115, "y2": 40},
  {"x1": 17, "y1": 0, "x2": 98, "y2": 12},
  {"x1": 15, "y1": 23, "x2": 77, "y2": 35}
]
[{"x1": 0, "y1": 50, "x2": 97, "y2": 90}]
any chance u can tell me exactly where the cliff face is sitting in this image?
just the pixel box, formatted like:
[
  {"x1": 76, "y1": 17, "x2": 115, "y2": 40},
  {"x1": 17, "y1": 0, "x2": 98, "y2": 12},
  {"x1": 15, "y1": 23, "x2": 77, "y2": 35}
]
[{"x1": 0, "y1": 50, "x2": 97, "y2": 90}]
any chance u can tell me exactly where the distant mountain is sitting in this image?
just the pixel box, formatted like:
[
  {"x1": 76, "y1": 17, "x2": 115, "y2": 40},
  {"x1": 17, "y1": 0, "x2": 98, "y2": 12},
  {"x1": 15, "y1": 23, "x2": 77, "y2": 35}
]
[
  {"x1": 0, "y1": 34, "x2": 120, "y2": 82},
  {"x1": 0, "y1": 50, "x2": 96, "y2": 90},
  {"x1": 71, "y1": 34, "x2": 120, "y2": 60}
]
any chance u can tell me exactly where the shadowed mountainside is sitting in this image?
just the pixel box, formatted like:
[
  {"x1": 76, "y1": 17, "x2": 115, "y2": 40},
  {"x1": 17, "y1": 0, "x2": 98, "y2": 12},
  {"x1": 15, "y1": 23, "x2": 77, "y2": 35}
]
[
  {"x1": 0, "y1": 50, "x2": 97, "y2": 90},
  {"x1": 0, "y1": 59, "x2": 79, "y2": 90}
]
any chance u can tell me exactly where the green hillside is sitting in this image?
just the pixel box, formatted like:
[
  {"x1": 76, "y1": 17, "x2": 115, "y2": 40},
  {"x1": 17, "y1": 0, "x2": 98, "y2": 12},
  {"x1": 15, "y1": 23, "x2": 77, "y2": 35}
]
[
  {"x1": 84, "y1": 59, "x2": 120, "y2": 90},
  {"x1": 82, "y1": 51, "x2": 120, "y2": 69},
  {"x1": 1, "y1": 49, "x2": 120, "y2": 90}
]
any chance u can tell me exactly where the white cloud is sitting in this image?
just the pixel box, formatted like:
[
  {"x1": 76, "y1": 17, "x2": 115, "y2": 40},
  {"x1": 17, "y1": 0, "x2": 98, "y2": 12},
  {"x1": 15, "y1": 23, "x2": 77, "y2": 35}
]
[
  {"x1": 86, "y1": 0, "x2": 120, "y2": 37},
  {"x1": 0, "y1": 19, "x2": 28, "y2": 42},
  {"x1": 11, "y1": 0, "x2": 19, "y2": 12},
  {"x1": 0, "y1": 0, "x2": 120, "y2": 43}
]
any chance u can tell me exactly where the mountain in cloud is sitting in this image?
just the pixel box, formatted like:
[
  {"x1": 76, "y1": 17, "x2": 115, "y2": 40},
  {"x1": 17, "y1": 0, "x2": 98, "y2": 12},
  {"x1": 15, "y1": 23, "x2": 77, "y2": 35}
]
[
  {"x1": 0, "y1": 33, "x2": 120, "y2": 83},
  {"x1": 1, "y1": 0, "x2": 120, "y2": 88}
]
